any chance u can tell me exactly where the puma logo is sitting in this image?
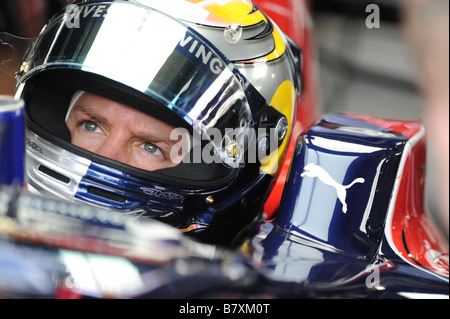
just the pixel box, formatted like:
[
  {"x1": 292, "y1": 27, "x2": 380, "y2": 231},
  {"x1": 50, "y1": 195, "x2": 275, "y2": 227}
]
[{"x1": 301, "y1": 163, "x2": 365, "y2": 213}]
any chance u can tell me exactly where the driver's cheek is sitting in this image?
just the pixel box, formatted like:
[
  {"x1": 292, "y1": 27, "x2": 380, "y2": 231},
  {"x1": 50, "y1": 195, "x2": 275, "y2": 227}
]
[
  {"x1": 70, "y1": 132, "x2": 104, "y2": 154},
  {"x1": 94, "y1": 138, "x2": 137, "y2": 166},
  {"x1": 131, "y1": 151, "x2": 175, "y2": 172}
]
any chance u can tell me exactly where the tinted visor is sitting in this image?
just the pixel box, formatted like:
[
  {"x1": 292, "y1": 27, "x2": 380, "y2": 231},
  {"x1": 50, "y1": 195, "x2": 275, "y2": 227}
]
[{"x1": 21, "y1": 1, "x2": 263, "y2": 174}]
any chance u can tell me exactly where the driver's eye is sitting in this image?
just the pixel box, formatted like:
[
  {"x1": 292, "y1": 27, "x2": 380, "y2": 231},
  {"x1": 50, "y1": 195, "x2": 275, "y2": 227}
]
[
  {"x1": 83, "y1": 121, "x2": 100, "y2": 132},
  {"x1": 141, "y1": 142, "x2": 163, "y2": 156}
]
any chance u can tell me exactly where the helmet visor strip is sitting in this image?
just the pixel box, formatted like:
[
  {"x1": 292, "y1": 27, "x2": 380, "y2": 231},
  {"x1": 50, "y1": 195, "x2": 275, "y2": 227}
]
[{"x1": 22, "y1": 2, "x2": 271, "y2": 169}]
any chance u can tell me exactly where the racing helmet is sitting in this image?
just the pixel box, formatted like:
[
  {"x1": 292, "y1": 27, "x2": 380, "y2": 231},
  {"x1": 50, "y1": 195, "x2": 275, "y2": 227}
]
[{"x1": 15, "y1": 0, "x2": 302, "y2": 246}]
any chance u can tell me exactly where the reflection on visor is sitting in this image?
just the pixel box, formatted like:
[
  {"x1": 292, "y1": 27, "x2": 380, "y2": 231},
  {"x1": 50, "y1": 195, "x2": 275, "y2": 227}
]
[{"x1": 21, "y1": 2, "x2": 263, "y2": 168}]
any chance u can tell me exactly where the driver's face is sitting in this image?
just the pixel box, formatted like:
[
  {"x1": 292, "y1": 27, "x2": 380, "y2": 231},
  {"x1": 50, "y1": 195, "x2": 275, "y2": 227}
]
[{"x1": 66, "y1": 92, "x2": 186, "y2": 171}]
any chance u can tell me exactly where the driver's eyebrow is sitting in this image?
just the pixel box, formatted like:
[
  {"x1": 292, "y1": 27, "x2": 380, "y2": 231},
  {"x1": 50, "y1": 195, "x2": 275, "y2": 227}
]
[
  {"x1": 73, "y1": 104, "x2": 108, "y2": 126},
  {"x1": 136, "y1": 128, "x2": 182, "y2": 150}
]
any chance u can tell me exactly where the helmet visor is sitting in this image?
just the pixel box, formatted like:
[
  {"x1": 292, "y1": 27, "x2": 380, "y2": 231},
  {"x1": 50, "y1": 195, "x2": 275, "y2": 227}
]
[{"x1": 22, "y1": 1, "x2": 261, "y2": 171}]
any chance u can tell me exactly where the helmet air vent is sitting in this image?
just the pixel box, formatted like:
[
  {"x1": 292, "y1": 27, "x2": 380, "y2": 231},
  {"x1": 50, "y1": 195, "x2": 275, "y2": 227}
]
[
  {"x1": 87, "y1": 186, "x2": 127, "y2": 204},
  {"x1": 38, "y1": 165, "x2": 70, "y2": 184}
]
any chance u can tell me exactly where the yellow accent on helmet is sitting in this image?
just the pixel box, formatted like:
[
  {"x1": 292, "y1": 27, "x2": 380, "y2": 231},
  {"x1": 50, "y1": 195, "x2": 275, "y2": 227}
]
[
  {"x1": 203, "y1": 1, "x2": 266, "y2": 26},
  {"x1": 201, "y1": 1, "x2": 287, "y2": 62},
  {"x1": 260, "y1": 80, "x2": 296, "y2": 176},
  {"x1": 249, "y1": 25, "x2": 287, "y2": 63}
]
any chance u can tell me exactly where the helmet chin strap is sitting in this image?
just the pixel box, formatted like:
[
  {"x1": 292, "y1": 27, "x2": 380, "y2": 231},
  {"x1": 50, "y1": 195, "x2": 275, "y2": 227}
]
[{"x1": 65, "y1": 90, "x2": 85, "y2": 122}]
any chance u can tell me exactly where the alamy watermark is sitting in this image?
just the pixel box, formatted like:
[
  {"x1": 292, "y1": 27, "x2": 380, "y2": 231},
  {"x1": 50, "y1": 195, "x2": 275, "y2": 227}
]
[
  {"x1": 65, "y1": 4, "x2": 110, "y2": 28},
  {"x1": 365, "y1": 264, "x2": 381, "y2": 289},
  {"x1": 366, "y1": 4, "x2": 381, "y2": 29},
  {"x1": 169, "y1": 127, "x2": 283, "y2": 174},
  {"x1": 65, "y1": 4, "x2": 80, "y2": 29}
]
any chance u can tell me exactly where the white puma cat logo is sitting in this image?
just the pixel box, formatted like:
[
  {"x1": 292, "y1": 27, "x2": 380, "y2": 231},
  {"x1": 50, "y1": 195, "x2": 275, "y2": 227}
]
[{"x1": 301, "y1": 163, "x2": 365, "y2": 213}]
